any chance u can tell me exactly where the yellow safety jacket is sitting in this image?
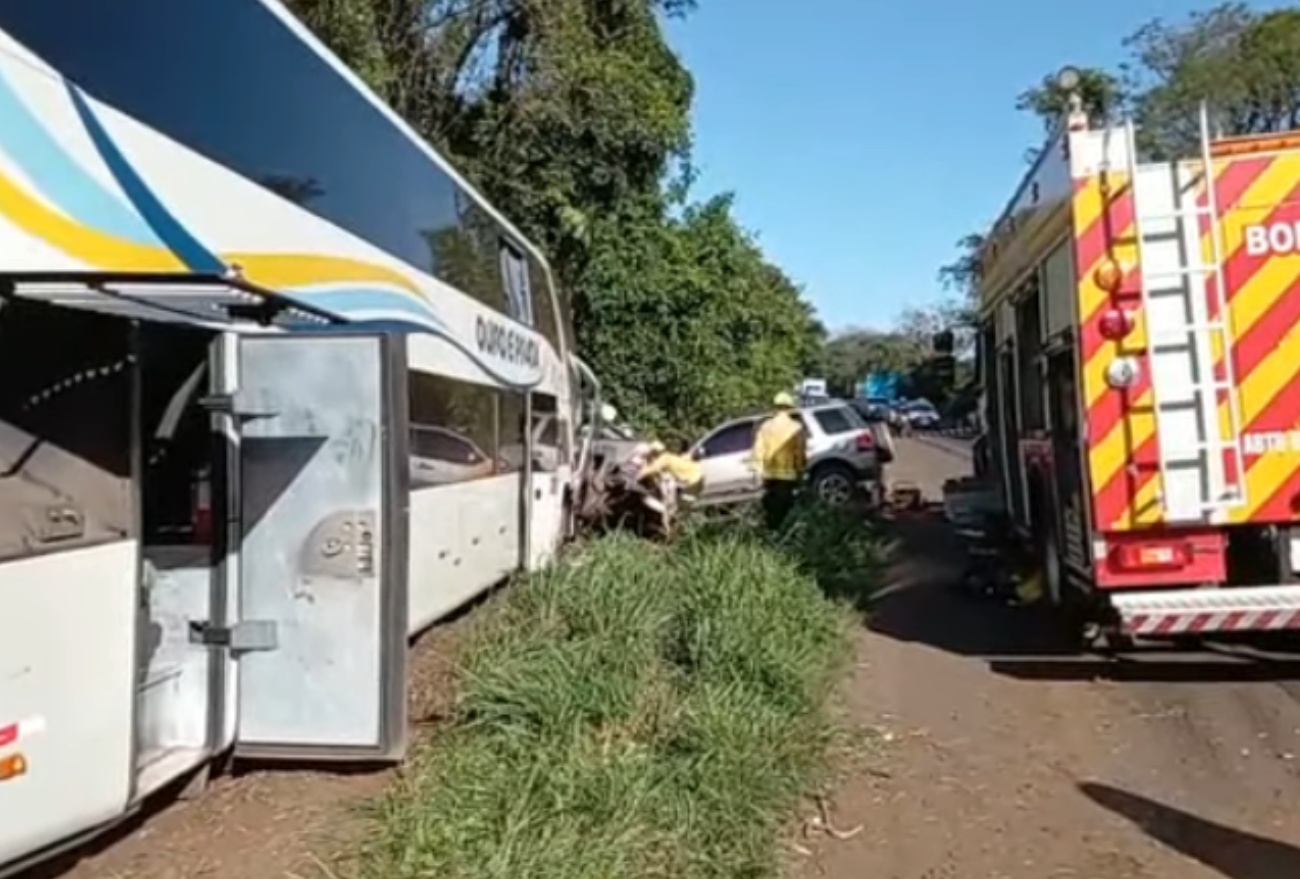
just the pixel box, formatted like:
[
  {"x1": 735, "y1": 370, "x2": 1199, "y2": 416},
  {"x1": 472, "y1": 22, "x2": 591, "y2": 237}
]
[
  {"x1": 752, "y1": 412, "x2": 807, "y2": 482},
  {"x1": 639, "y1": 452, "x2": 704, "y2": 491}
]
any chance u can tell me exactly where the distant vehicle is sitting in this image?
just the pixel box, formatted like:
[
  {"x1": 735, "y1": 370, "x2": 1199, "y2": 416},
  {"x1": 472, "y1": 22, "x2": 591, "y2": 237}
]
[
  {"x1": 852, "y1": 397, "x2": 892, "y2": 422},
  {"x1": 899, "y1": 400, "x2": 941, "y2": 430},
  {"x1": 690, "y1": 401, "x2": 883, "y2": 507},
  {"x1": 860, "y1": 370, "x2": 904, "y2": 402},
  {"x1": 799, "y1": 377, "x2": 828, "y2": 400}
]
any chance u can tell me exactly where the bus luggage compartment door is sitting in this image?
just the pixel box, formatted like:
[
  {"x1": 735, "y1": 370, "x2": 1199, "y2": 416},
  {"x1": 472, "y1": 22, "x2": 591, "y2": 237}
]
[{"x1": 232, "y1": 333, "x2": 407, "y2": 762}]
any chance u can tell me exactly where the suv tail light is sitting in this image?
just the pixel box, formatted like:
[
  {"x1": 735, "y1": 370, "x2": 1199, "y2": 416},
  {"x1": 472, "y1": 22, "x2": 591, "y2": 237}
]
[{"x1": 856, "y1": 431, "x2": 875, "y2": 451}]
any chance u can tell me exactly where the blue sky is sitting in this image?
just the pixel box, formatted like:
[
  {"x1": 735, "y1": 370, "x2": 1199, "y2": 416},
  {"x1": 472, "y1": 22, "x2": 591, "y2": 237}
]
[{"x1": 666, "y1": 0, "x2": 1286, "y2": 332}]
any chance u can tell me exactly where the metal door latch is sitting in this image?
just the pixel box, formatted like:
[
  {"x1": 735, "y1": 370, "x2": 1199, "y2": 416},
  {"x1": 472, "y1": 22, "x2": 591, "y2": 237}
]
[
  {"x1": 189, "y1": 620, "x2": 278, "y2": 653},
  {"x1": 198, "y1": 392, "x2": 278, "y2": 421}
]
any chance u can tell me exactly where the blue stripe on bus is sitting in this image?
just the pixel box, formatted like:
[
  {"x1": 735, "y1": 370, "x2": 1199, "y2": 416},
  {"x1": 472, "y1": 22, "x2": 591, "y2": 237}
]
[
  {"x1": 0, "y1": 66, "x2": 158, "y2": 245},
  {"x1": 66, "y1": 82, "x2": 227, "y2": 274}
]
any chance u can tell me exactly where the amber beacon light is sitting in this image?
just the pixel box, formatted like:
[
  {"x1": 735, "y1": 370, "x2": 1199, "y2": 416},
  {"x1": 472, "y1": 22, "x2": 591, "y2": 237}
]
[
  {"x1": 0, "y1": 753, "x2": 27, "y2": 781},
  {"x1": 1093, "y1": 258, "x2": 1124, "y2": 293}
]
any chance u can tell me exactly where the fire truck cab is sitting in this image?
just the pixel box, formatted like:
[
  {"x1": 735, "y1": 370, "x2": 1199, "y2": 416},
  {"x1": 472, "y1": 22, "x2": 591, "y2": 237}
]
[{"x1": 976, "y1": 72, "x2": 1300, "y2": 644}]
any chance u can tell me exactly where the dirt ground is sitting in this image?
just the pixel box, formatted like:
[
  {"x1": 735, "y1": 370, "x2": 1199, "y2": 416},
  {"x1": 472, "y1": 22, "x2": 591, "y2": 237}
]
[
  {"x1": 795, "y1": 436, "x2": 1300, "y2": 879},
  {"x1": 20, "y1": 436, "x2": 1300, "y2": 879}
]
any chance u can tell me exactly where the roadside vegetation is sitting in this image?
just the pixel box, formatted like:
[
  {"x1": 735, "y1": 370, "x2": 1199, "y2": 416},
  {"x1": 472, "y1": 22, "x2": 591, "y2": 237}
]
[
  {"x1": 286, "y1": 0, "x2": 828, "y2": 444},
  {"x1": 354, "y1": 506, "x2": 884, "y2": 879}
]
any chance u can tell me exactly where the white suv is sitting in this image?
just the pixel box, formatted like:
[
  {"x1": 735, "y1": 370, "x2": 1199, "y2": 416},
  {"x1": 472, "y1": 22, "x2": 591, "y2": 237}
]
[{"x1": 689, "y1": 401, "x2": 884, "y2": 507}]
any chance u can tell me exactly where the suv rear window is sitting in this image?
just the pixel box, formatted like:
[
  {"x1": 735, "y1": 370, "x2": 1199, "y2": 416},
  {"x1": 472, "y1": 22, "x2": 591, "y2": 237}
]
[{"x1": 812, "y1": 406, "x2": 861, "y2": 436}]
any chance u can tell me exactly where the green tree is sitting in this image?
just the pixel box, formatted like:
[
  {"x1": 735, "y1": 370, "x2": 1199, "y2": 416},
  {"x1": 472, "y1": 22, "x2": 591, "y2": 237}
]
[
  {"x1": 1127, "y1": 4, "x2": 1300, "y2": 157},
  {"x1": 1010, "y1": 5, "x2": 1300, "y2": 160},
  {"x1": 821, "y1": 329, "x2": 925, "y2": 398},
  {"x1": 287, "y1": 0, "x2": 823, "y2": 439},
  {"x1": 937, "y1": 231, "x2": 986, "y2": 311},
  {"x1": 577, "y1": 196, "x2": 821, "y2": 442}
]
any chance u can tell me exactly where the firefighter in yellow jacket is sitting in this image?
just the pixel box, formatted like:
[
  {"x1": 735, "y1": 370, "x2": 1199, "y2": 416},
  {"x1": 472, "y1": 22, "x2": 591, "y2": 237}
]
[
  {"x1": 638, "y1": 440, "x2": 704, "y2": 500},
  {"x1": 751, "y1": 392, "x2": 808, "y2": 529}
]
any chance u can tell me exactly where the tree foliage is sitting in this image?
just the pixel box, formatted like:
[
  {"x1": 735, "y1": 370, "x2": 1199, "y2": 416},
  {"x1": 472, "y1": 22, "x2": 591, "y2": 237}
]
[
  {"x1": 1011, "y1": 4, "x2": 1300, "y2": 157},
  {"x1": 578, "y1": 196, "x2": 822, "y2": 440},
  {"x1": 941, "y1": 3, "x2": 1300, "y2": 341},
  {"x1": 937, "y1": 232, "x2": 985, "y2": 304},
  {"x1": 818, "y1": 300, "x2": 975, "y2": 406},
  {"x1": 1127, "y1": 4, "x2": 1300, "y2": 157},
  {"x1": 285, "y1": 0, "x2": 819, "y2": 439}
]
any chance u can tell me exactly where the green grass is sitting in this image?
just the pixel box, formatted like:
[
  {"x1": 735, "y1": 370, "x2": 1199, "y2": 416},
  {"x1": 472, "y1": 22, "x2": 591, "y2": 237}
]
[{"x1": 356, "y1": 504, "x2": 883, "y2": 879}]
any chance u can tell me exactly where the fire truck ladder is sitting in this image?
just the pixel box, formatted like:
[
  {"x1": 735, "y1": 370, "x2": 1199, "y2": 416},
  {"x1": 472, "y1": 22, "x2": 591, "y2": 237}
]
[{"x1": 1122, "y1": 103, "x2": 1246, "y2": 519}]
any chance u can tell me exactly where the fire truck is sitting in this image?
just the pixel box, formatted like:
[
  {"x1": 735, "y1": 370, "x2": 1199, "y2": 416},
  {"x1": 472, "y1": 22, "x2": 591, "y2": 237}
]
[{"x1": 975, "y1": 67, "x2": 1300, "y2": 646}]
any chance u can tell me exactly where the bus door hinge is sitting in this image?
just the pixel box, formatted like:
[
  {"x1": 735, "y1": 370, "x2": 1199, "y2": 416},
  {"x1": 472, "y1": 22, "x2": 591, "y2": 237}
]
[
  {"x1": 189, "y1": 620, "x2": 278, "y2": 653},
  {"x1": 198, "y1": 392, "x2": 278, "y2": 421}
]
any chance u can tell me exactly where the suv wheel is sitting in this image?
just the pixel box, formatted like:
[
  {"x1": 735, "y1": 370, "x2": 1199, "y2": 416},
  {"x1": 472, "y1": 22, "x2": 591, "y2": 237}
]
[{"x1": 812, "y1": 464, "x2": 856, "y2": 507}]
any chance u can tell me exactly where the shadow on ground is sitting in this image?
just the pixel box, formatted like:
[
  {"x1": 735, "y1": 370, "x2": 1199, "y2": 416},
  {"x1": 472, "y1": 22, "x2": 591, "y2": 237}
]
[
  {"x1": 1080, "y1": 782, "x2": 1300, "y2": 879},
  {"x1": 861, "y1": 509, "x2": 1300, "y2": 685}
]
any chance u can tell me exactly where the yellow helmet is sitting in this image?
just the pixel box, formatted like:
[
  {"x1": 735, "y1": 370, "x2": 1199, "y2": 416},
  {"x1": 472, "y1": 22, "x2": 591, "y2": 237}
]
[
  {"x1": 773, "y1": 391, "x2": 796, "y2": 408},
  {"x1": 648, "y1": 440, "x2": 666, "y2": 454}
]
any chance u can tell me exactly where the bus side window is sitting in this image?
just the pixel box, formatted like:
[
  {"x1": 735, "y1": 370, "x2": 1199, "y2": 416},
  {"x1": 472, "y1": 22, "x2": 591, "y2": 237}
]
[
  {"x1": 500, "y1": 242, "x2": 533, "y2": 326},
  {"x1": 526, "y1": 252, "x2": 562, "y2": 351},
  {"x1": 531, "y1": 393, "x2": 562, "y2": 472},
  {"x1": 407, "y1": 370, "x2": 501, "y2": 486}
]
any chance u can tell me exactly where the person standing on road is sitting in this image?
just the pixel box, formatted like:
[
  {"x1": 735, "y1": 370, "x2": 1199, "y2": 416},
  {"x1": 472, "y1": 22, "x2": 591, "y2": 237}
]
[{"x1": 751, "y1": 392, "x2": 808, "y2": 530}]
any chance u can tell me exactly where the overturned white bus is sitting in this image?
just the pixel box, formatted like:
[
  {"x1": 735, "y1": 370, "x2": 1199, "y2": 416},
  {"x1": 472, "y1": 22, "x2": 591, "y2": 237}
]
[{"x1": 0, "y1": 1, "x2": 595, "y2": 873}]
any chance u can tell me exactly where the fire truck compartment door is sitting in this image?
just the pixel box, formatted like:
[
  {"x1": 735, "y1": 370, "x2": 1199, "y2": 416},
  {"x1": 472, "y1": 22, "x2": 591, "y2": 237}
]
[{"x1": 233, "y1": 333, "x2": 407, "y2": 762}]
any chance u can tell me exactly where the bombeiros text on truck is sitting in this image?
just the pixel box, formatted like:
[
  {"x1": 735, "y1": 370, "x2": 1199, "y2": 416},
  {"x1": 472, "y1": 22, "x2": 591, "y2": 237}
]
[
  {"x1": 0, "y1": 1, "x2": 605, "y2": 874},
  {"x1": 968, "y1": 64, "x2": 1300, "y2": 647}
]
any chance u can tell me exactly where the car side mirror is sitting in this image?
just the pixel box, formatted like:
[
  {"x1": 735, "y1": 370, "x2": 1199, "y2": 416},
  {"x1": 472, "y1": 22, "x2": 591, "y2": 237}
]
[{"x1": 691, "y1": 446, "x2": 704, "y2": 460}]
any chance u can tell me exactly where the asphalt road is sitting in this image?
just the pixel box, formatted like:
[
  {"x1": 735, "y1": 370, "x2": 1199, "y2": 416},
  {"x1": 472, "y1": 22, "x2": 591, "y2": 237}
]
[{"x1": 796, "y1": 437, "x2": 1300, "y2": 879}]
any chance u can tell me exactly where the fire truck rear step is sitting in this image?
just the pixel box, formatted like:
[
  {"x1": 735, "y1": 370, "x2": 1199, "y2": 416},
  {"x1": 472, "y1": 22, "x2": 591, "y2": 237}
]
[
  {"x1": 1123, "y1": 103, "x2": 1248, "y2": 520},
  {"x1": 1112, "y1": 584, "x2": 1300, "y2": 636}
]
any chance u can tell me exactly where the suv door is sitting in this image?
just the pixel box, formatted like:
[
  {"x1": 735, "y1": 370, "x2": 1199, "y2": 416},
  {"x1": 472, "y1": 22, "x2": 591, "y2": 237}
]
[{"x1": 693, "y1": 418, "x2": 761, "y2": 499}]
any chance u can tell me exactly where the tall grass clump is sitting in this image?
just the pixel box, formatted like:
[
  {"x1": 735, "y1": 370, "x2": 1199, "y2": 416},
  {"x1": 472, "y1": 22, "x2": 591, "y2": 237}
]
[{"x1": 358, "y1": 509, "x2": 875, "y2": 879}]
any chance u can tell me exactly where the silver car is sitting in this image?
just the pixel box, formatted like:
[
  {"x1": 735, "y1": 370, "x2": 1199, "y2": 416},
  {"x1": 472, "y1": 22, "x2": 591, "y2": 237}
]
[{"x1": 690, "y1": 401, "x2": 884, "y2": 507}]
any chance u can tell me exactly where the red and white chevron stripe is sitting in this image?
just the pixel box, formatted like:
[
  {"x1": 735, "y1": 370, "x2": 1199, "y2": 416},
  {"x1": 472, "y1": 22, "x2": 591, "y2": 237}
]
[{"x1": 1112, "y1": 584, "x2": 1300, "y2": 637}]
